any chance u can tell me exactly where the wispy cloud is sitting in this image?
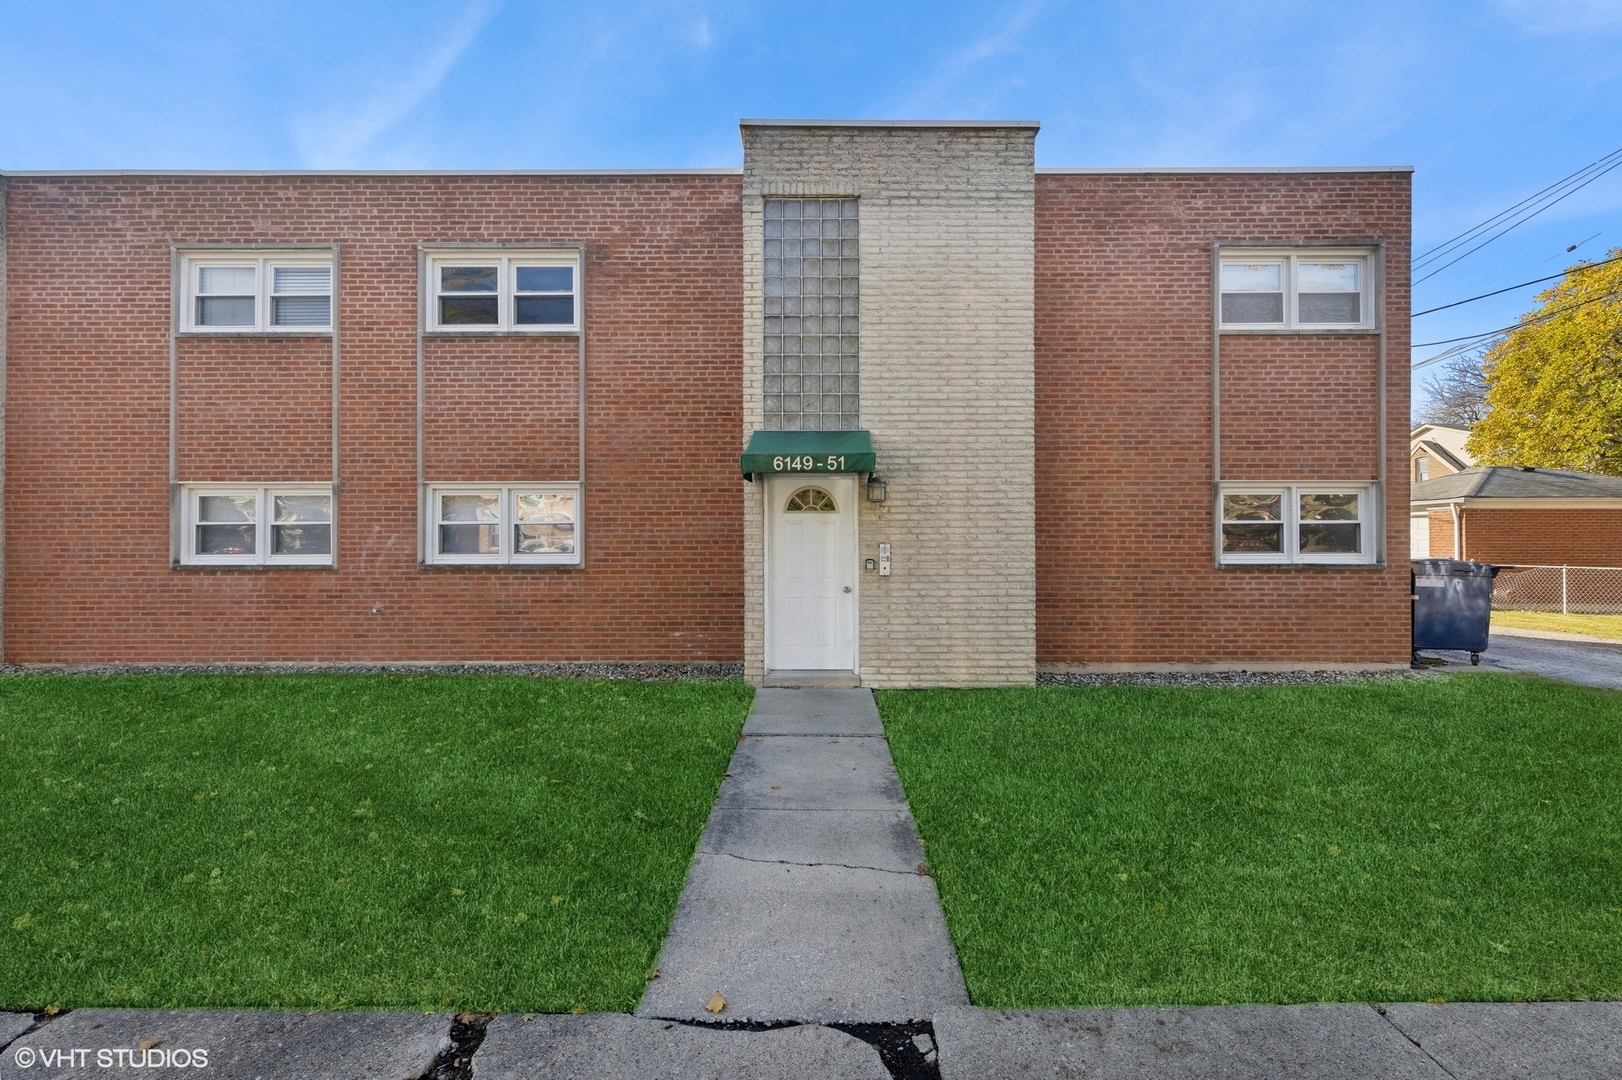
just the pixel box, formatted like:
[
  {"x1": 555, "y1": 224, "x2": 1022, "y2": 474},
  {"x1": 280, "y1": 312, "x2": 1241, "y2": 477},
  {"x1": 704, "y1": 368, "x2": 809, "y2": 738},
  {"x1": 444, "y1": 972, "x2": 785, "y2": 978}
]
[
  {"x1": 884, "y1": 0, "x2": 1046, "y2": 117},
  {"x1": 1051, "y1": 2, "x2": 1427, "y2": 168},
  {"x1": 687, "y1": 15, "x2": 714, "y2": 50},
  {"x1": 1493, "y1": 0, "x2": 1622, "y2": 35},
  {"x1": 293, "y1": 0, "x2": 500, "y2": 168}
]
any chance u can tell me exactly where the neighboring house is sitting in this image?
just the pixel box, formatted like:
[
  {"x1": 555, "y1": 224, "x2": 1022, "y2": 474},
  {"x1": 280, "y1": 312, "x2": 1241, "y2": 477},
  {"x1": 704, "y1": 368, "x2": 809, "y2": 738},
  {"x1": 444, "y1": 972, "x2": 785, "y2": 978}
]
[
  {"x1": 1411, "y1": 467, "x2": 1622, "y2": 564},
  {"x1": 1410, "y1": 424, "x2": 1473, "y2": 483},
  {"x1": 0, "y1": 119, "x2": 1414, "y2": 684},
  {"x1": 1409, "y1": 425, "x2": 1475, "y2": 556}
]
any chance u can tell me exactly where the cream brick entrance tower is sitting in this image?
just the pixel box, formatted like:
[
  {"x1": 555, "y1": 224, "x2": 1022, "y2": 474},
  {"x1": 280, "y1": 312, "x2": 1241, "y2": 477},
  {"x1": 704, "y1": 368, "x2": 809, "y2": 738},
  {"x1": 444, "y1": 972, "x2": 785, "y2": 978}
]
[{"x1": 740, "y1": 120, "x2": 1038, "y2": 688}]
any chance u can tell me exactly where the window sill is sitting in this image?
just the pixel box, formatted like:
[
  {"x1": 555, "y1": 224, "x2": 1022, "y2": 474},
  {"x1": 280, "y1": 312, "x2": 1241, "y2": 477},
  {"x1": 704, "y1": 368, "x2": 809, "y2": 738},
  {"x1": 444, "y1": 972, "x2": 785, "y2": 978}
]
[
  {"x1": 1218, "y1": 561, "x2": 1388, "y2": 570},
  {"x1": 1218, "y1": 326, "x2": 1380, "y2": 335},
  {"x1": 172, "y1": 563, "x2": 336, "y2": 571},
  {"x1": 418, "y1": 562, "x2": 583, "y2": 570},
  {"x1": 422, "y1": 328, "x2": 581, "y2": 338},
  {"x1": 177, "y1": 330, "x2": 333, "y2": 339}
]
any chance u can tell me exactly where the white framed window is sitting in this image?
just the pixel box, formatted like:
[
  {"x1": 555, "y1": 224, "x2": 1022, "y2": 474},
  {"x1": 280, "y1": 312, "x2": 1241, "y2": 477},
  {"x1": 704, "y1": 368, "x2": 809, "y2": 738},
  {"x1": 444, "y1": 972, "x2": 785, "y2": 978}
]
[
  {"x1": 425, "y1": 484, "x2": 580, "y2": 566},
  {"x1": 424, "y1": 251, "x2": 580, "y2": 333},
  {"x1": 1219, "y1": 483, "x2": 1379, "y2": 566},
  {"x1": 1219, "y1": 249, "x2": 1373, "y2": 331},
  {"x1": 179, "y1": 252, "x2": 333, "y2": 333},
  {"x1": 180, "y1": 485, "x2": 333, "y2": 566}
]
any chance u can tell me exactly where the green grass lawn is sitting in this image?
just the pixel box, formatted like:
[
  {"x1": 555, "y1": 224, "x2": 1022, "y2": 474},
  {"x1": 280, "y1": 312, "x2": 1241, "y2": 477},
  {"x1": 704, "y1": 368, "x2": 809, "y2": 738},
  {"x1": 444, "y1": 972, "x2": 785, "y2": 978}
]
[
  {"x1": 881, "y1": 675, "x2": 1622, "y2": 1008},
  {"x1": 0, "y1": 675, "x2": 751, "y2": 1014},
  {"x1": 1493, "y1": 610, "x2": 1622, "y2": 641}
]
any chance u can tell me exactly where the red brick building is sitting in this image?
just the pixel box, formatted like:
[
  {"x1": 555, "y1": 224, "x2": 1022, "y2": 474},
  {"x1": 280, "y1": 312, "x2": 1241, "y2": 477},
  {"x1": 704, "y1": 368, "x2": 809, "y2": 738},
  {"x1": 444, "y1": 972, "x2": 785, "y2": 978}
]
[{"x1": 0, "y1": 121, "x2": 1413, "y2": 683}]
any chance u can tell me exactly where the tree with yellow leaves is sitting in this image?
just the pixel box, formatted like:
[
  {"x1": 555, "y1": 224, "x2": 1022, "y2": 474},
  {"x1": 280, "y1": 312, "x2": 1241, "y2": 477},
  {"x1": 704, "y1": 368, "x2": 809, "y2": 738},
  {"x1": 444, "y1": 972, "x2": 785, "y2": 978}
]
[{"x1": 1468, "y1": 250, "x2": 1622, "y2": 475}]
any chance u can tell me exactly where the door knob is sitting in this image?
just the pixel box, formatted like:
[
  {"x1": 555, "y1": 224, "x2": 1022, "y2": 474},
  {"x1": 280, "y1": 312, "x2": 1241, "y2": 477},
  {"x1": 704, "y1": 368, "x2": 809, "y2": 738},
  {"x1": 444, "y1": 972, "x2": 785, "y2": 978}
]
[{"x1": 843, "y1": 586, "x2": 852, "y2": 593}]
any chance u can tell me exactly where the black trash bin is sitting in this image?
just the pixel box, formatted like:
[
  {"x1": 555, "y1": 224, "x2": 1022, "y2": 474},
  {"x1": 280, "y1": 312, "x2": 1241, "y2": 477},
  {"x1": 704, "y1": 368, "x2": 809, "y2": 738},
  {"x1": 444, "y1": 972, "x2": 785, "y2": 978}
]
[{"x1": 1411, "y1": 558, "x2": 1501, "y2": 666}]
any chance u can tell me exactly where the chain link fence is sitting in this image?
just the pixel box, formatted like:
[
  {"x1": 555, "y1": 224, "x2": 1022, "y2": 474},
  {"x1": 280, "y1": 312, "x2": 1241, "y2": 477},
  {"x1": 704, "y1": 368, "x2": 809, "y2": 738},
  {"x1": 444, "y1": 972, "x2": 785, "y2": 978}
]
[{"x1": 1491, "y1": 565, "x2": 1622, "y2": 615}]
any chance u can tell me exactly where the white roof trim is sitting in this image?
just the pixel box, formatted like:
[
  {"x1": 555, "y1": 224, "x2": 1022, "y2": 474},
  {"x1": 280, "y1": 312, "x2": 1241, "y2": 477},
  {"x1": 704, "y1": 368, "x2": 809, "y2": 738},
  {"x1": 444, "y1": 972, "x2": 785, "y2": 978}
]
[
  {"x1": 1039, "y1": 166, "x2": 1413, "y2": 175},
  {"x1": 741, "y1": 118, "x2": 1041, "y2": 129},
  {"x1": 0, "y1": 168, "x2": 744, "y2": 178},
  {"x1": 1412, "y1": 498, "x2": 1622, "y2": 510}
]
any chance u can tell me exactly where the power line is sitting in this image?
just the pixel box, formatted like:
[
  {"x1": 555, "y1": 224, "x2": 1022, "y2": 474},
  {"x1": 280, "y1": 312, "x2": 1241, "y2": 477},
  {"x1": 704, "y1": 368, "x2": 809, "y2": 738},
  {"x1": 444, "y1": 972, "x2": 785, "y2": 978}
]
[
  {"x1": 1412, "y1": 252, "x2": 1622, "y2": 317},
  {"x1": 1411, "y1": 288, "x2": 1621, "y2": 350},
  {"x1": 1412, "y1": 149, "x2": 1614, "y2": 263},
  {"x1": 1411, "y1": 338, "x2": 1493, "y2": 372},
  {"x1": 1413, "y1": 149, "x2": 1622, "y2": 285},
  {"x1": 1413, "y1": 145, "x2": 1622, "y2": 272},
  {"x1": 1414, "y1": 148, "x2": 1620, "y2": 266}
]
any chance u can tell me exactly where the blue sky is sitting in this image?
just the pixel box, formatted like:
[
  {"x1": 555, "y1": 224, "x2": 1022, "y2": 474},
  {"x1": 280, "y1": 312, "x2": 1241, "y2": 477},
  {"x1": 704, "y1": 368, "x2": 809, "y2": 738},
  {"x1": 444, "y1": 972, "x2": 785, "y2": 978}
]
[{"x1": 3, "y1": 0, "x2": 1621, "y2": 411}]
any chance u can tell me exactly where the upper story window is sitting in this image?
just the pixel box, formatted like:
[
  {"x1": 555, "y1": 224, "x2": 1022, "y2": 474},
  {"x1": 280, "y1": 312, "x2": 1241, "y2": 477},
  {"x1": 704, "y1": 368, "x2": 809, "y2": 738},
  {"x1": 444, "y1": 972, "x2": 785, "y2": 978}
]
[
  {"x1": 1414, "y1": 455, "x2": 1430, "y2": 482},
  {"x1": 1219, "y1": 249, "x2": 1374, "y2": 331},
  {"x1": 425, "y1": 250, "x2": 580, "y2": 333},
  {"x1": 180, "y1": 251, "x2": 333, "y2": 333}
]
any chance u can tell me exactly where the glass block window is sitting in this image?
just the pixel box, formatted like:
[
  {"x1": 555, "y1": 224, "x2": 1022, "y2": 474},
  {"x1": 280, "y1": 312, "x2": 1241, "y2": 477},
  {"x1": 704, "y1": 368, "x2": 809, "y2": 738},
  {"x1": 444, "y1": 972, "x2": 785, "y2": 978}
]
[{"x1": 763, "y1": 198, "x2": 859, "y2": 431}]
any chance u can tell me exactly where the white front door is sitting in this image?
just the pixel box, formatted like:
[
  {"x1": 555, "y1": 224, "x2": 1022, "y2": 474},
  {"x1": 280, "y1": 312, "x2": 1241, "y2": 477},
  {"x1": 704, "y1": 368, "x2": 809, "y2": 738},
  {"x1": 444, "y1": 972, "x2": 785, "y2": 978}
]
[{"x1": 767, "y1": 475, "x2": 857, "y2": 672}]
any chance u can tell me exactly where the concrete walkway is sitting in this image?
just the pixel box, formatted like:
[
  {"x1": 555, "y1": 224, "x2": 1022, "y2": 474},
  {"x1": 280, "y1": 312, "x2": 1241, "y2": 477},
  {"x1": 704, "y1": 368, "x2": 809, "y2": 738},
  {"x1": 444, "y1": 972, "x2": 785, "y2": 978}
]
[{"x1": 636, "y1": 688, "x2": 969, "y2": 1024}]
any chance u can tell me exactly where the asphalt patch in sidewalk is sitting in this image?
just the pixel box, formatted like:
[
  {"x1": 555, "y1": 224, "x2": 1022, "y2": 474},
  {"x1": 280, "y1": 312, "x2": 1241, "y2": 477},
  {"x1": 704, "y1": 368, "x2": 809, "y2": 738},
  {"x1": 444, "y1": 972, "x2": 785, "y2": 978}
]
[
  {"x1": 669, "y1": 1018, "x2": 940, "y2": 1080},
  {"x1": 427, "y1": 1012, "x2": 491, "y2": 1080}
]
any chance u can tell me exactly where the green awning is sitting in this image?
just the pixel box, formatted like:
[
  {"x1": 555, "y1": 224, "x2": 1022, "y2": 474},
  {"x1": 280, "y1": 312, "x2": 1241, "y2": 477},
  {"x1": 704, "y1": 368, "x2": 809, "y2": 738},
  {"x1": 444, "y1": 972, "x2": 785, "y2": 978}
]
[{"x1": 740, "y1": 429, "x2": 876, "y2": 478}]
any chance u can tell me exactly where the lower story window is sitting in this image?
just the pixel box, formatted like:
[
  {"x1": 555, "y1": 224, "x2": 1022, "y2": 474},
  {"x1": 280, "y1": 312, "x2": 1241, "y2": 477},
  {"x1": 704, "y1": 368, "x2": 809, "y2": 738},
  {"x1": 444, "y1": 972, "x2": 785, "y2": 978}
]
[
  {"x1": 426, "y1": 484, "x2": 580, "y2": 566},
  {"x1": 181, "y1": 485, "x2": 333, "y2": 566},
  {"x1": 1219, "y1": 483, "x2": 1378, "y2": 566}
]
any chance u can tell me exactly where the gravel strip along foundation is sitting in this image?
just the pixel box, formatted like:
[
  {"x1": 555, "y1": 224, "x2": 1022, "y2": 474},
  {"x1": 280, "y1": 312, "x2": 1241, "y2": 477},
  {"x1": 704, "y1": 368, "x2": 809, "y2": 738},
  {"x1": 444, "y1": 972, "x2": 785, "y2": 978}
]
[
  {"x1": 0, "y1": 661, "x2": 743, "y2": 680},
  {"x1": 1037, "y1": 668, "x2": 1432, "y2": 689}
]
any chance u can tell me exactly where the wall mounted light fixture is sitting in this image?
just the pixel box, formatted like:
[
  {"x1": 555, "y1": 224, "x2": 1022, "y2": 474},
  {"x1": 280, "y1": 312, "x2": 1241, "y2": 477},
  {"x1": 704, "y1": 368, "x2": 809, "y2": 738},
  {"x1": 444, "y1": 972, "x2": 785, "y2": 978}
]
[{"x1": 866, "y1": 475, "x2": 887, "y2": 503}]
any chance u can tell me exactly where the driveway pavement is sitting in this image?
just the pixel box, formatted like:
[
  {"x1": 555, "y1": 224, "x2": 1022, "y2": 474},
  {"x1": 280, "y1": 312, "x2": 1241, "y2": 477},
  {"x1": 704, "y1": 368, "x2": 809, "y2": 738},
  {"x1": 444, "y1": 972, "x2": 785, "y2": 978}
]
[{"x1": 1421, "y1": 626, "x2": 1622, "y2": 689}]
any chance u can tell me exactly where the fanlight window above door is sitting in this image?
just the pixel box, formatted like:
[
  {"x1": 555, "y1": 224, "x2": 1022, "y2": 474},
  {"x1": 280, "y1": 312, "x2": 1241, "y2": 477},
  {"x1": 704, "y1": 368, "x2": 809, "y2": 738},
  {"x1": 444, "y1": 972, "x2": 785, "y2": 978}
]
[{"x1": 785, "y1": 487, "x2": 837, "y2": 512}]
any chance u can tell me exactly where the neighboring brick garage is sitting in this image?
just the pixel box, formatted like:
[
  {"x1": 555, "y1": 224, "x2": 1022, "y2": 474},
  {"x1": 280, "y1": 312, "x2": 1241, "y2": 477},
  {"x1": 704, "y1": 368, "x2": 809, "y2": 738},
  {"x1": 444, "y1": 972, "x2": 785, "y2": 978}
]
[
  {"x1": 2, "y1": 173, "x2": 745, "y2": 663},
  {"x1": 1462, "y1": 510, "x2": 1622, "y2": 566},
  {"x1": 1034, "y1": 169, "x2": 1413, "y2": 667},
  {"x1": 1415, "y1": 467, "x2": 1622, "y2": 566}
]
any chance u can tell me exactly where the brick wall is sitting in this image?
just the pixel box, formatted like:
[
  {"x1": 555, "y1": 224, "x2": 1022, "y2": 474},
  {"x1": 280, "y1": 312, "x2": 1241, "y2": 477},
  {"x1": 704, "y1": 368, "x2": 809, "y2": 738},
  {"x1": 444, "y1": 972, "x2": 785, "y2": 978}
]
[
  {"x1": 1460, "y1": 507, "x2": 1622, "y2": 566},
  {"x1": 741, "y1": 125, "x2": 1038, "y2": 687},
  {"x1": 1035, "y1": 171, "x2": 1412, "y2": 666},
  {"x1": 4, "y1": 174, "x2": 744, "y2": 662},
  {"x1": 4, "y1": 161, "x2": 1414, "y2": 671},
  {"x1": 1428, "y1": 508, "x2": 1457, "y2": 559}
]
